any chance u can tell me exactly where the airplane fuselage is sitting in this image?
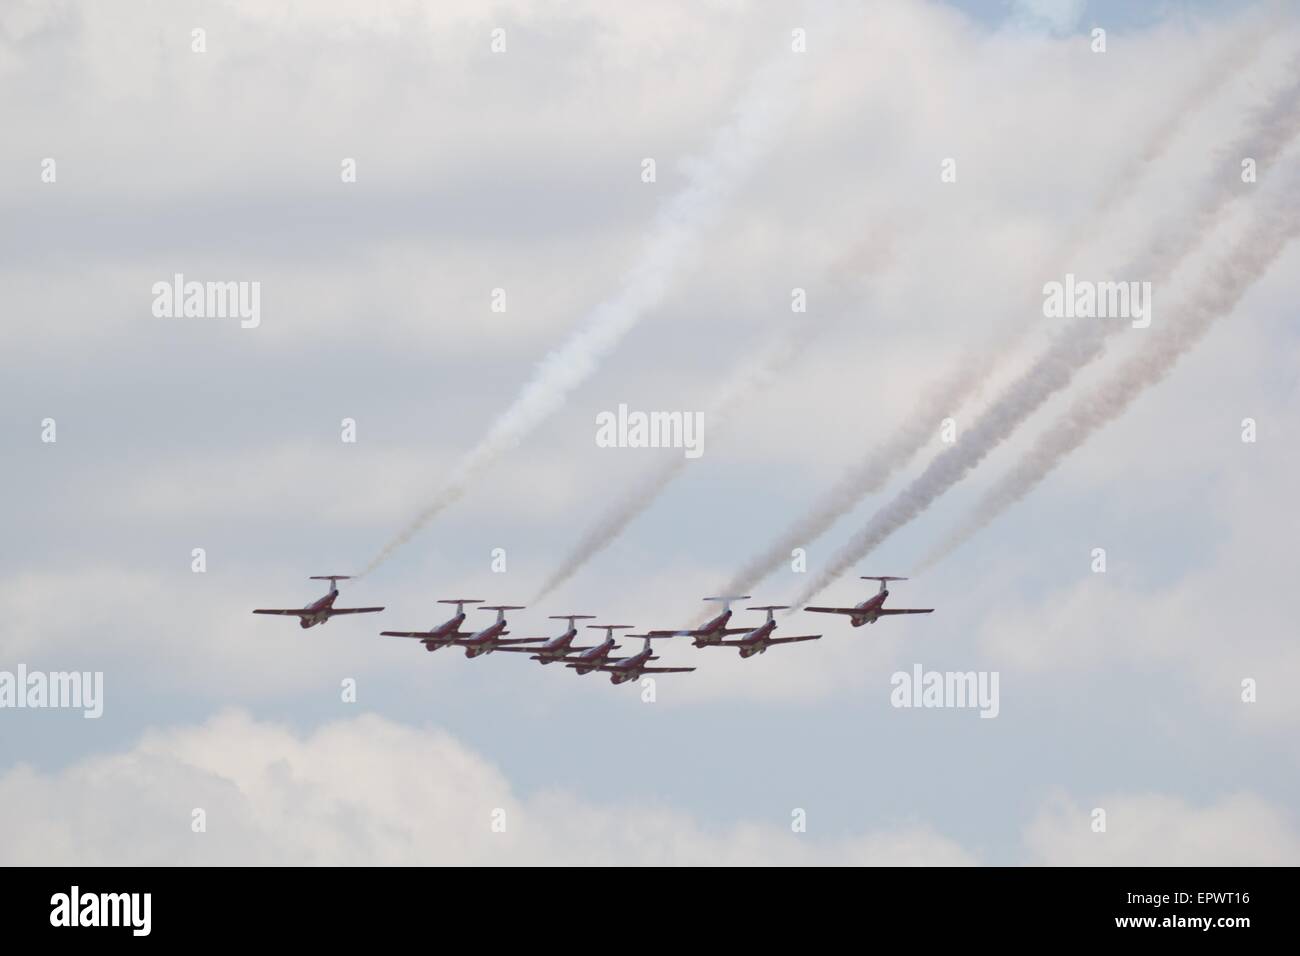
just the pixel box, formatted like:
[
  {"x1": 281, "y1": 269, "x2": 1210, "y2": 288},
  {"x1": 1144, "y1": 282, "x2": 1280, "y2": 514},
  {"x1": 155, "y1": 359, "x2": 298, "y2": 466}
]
[
  {"x1": 734, "y1": 619, "x2": 779, "y2": 657},
  {"x1": 605, "y1": 649, "x2": 654, "y2": 684},
  {"x1": 690, "y1": 609, "x2": 734, "y2": 646},
  {"x1": 421, "y1": 613, "x2": 468, "y2": 651},
  {"x1": 299, "y1": 590, "x2": 340, "y2": 628},
  {"x1": 461, "y1": 620, "x2": 511, "y2": 658},
  {"x1": 531, "y1": 628, "x2": 578, "y2": 663},
  {"x1": 849, "y1": 591, "x2": 888, "y2": 627},
  {"x1": 569, "y1": 639, "x2": 618, "y2": 675}
]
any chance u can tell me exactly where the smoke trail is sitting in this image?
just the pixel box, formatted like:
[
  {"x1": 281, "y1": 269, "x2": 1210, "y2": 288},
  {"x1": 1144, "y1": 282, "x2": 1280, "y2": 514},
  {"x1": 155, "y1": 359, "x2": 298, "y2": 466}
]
[
  {"x1": 533, "y1": 319, "x2": 818, "y2": 602},
  {"x1": 721, "y1": 39, "x2": 1287, "y2": 600},
  {"x1": 1134, "y1": 53, "x2": 1300, "y2": 284},
  {"x1": 533, "y1": 231, "x2": 900, "y2": 601},
  {"x1": 359, "y1": 32, "x2": 816, "y2": 576},
  {"x1": 794, "y1": 68, "x2": 1300, "y2": 606},
  {"x1": 1080, "y1": 16, "x2": 1273, "y2": 240},
  {"x1": 917, "y1": 171, "x2": 1300, "y2": 571},
  {"x1": 720, "y1": 359, "x2": 982, "y2": 597}
]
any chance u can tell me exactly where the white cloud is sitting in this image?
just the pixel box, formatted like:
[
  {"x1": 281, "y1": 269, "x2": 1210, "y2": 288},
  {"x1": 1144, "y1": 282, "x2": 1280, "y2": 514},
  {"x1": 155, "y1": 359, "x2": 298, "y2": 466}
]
[
  {"x1": 0, "y1": 710, "x2": 974, "y2": 865},
  {"x1": 1025, "y1": 790, "x2": 1300, "y2": 866},
  {"x1": 970, "y1": 399, "x2": 1300, "y2": 728},
  {"x1": 5, "y1": 710, "x2": 1291, "y2": 865}
]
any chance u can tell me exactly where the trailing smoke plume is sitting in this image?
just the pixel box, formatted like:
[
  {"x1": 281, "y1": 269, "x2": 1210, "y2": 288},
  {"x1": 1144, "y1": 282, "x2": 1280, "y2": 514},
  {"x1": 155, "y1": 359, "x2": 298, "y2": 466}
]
[
  {"x1": 1134, "y1": 53, "x2": 1300, "y2": 285},
  {"x1": 1079, "y1": 17, "x2": 1275, "y2": 243},
  {"x1": 721, "y1": 360, "x2": 984, "y2": 598},
  {"x1": 534, "y1": 320, "x2": 818, "y2": 602},
  {"x1": 798, "y1": 164, "x2": 1300, "y2": 606},
  {"x1": 917, "y1": 171, "x2": 1300, "y2": 572},
  {"x1": 359, "y1": 37, "x2": 814, "y2": 576},
  {"x1": 534, "y1": 230, "x2": 900, "y2": 601},
  {"x1": 721, "y1": 38, "x2": 1286, "y2": 601}
]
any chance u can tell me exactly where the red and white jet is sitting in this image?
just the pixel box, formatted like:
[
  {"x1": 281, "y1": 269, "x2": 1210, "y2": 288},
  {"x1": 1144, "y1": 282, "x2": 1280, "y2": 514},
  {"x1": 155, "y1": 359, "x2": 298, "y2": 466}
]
[
  {"x1": 253, "y1": 576, "x2": 384, "y2": 629},
  {"x1": 380, "y1": 598, "x2": 484, "y2": 652},
  {"x1": 805, "y1": 576, "x2": 934, "y2": 627},
  {"x1": 566, "y1": 633, "x2": 695, "y2": 685},
  {"x1": 494, "y1": 614, "x2": 599, "y2": 664},
  {"x1": 455, "y1": 605, "x2": 547, "y2": 659},
  {"x1": 705, "y1": 605, "x2": 821, "y2": 658},
  {"x1": 648, "y1": 595, "x2": 754, "y2": 647}
]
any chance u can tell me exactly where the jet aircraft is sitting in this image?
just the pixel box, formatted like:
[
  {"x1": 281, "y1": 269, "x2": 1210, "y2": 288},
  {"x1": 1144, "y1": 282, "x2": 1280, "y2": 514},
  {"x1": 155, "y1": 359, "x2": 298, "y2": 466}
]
[
  {"x1": 494, "y1": 614, "x2": 599, "y2": 664},
  {"x1": 455, "y1": 605, "x2": 546, "y2": 658},
  {"x1": 705, "y1": 605, "x2": 820, "y2": 658},
  {"x1": 380, "y1": 598, "x2": 484, "y2": 651},
  {"x1": 567, "y1": 633, "x2": 695, "y2": 685},
  {"x1": 805, "y1": 576, "x2": 934, "y2": 626},
  {"x1": 648, "y1": 595, "x2": 754, "y2": 646},
  {"x1": 253, "y1": 576, "x2": 384, "y2": 629}
]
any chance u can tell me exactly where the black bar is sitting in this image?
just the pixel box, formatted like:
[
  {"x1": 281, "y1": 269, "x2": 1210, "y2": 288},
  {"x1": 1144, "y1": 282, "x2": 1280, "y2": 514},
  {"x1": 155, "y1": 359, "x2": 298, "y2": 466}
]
[{"x1": 3, "y1": 866, "x2": 1282, "y2": 941}]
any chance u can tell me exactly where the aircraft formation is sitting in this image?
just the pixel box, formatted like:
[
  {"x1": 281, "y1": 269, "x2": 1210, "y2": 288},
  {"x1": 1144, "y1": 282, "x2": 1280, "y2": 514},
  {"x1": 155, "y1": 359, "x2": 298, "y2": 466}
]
[{"x1": 253, "y1": 575, "x2": 934, "y2": 686}]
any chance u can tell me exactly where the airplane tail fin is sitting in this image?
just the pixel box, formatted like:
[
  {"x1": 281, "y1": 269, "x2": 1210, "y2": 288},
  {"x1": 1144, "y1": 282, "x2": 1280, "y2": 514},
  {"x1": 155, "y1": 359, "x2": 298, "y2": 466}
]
[
  {"x1": 748, "y1": 604, "x2": 790, "y2": 623},
  {"x1": 860, "y1": 575, "x2": 906, "y2": 593},
  {"x1": 438, "y1": 598, "x2": 484, "y2": 616},
  {"x1": 702, "y1": 594, "x2": 752, "y2": 613},
  {"x1": 310, "y1": 574, "x2": 352, "y2": 594},
  {"x1": 480, "y1": 604, "x2": 525, "y2": 624},
  {"x1": 550, "y1": 613, "x2": 597, "y2": 626}
]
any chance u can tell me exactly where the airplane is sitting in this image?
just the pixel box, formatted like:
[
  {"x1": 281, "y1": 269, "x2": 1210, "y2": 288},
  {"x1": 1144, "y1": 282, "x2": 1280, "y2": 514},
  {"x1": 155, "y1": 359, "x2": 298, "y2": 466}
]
[
  {"x1": 648, "y1": 595, "x2": 754, "y2": 647},
  {"x1": 705, "y1": 605, "x2": 821, "y2": 658},
  {"x1": 252, "y1": 576, "x2": 384, "y2": 629},
  {"x1": 380, "y1": 598, "x2": 484, "y2": 652},
  {"x1": 805, "y1": 576, "x2": 934, "y2": 627},
  {"x1": 455, "y1": 605, "x2": 547, "y2": 659},
  {"x1": 493, "y1": 614, "x2": 599, "y2": 664},
  {"x1": 566, "y1": 633, "x2": 695, "y2": 685},
  {"x1": 564, "y1": 624, "x2": 636, "y2": 675}
]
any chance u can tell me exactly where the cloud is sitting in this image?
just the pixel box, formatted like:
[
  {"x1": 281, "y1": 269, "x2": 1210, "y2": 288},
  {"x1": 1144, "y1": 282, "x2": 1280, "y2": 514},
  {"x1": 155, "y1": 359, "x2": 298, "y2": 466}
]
[
  {"x1": 967, "y1": 400, "x2": 1300, "y2": 728},
  {"x1": 5, "y1": 709, "x2": 1291, "y2": 865},
  {"x1": 1025, "y1": 791, "x2": 1300, "y2": 866},
  {"x1": 0, "y1": 710, "x2": 974, "y2": 865}
]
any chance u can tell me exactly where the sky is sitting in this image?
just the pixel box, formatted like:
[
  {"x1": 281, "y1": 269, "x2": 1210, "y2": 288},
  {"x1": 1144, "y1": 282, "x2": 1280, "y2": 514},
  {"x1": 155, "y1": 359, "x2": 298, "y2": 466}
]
[{"x1": 1, "y1": 0, "x2": 1297, "y2": 865}]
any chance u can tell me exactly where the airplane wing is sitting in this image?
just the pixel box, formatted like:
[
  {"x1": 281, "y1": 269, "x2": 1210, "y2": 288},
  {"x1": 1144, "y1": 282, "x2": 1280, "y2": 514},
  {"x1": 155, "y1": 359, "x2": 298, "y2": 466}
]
[
  {"x1": 647, "y1": 626, "x2": 751, "y2": 637},
  {"x1": 876, "y1": 608, "x2": 934, "y2": 616},
  {"x1": 803, "y1": 606, "x2": 860, "y2": 616},
  {"x1": 326, "y1": 607, "x2": 385, "y2": 615},
  {"x1": 494, "y1": 644, "x2": 595, "y2": 654},
  {"x1": 380, "y1": 630, "x2": 470, "y2": 640},
  {"x1": 639, "y1": 666, "x2": 696, "y2": 674},
  {"x1": 494, "y1": 637, "x2": 549, "y2": 645},
  {"x1": 565, "y1": 660, "x2": 627, "y2": 670},
  {"x1": 712, "y1": 636, "x2": 818, "y2": 646},
  {"x1": 253, "y1": 609, "x2": 309, "y2": 616}
]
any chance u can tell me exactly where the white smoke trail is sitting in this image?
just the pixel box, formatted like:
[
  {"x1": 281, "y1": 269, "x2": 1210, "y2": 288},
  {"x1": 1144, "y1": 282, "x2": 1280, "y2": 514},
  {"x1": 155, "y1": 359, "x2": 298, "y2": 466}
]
[
  {"x1": 1133, "y1": 53, "x2": 1300, "y2": 285},
  {"x1": 533, "y1": 318, "x2": 818, "y2": 602},
  {"x1": 721, "y1": 38, "x2": 1286, "y2": 600},
  {"x1": 721, "y1": 358, "x2": 982, "y2": 597},
  {"x1": 360, "y1": 30, "x2": 816, "y2": 576},
  {"x1": 533, "y1": 231, "x2": 900, "y2": 601},
  {"x1": 793, "y1": 67, "x2": 1300, "y2": 606},
  {"x1": 1079, "y1": 16, "x2": 1274, "y2": 242},
  {"x1": 917, "y1": 170, "x2": 1300, "y2": 571}
]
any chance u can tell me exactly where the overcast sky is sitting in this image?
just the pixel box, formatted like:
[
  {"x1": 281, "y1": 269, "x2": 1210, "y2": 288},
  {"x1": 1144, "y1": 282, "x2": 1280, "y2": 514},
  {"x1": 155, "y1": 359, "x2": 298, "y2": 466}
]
[{"x1": 2, "y1": 0, "x2": 1297, "y2": 865}]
